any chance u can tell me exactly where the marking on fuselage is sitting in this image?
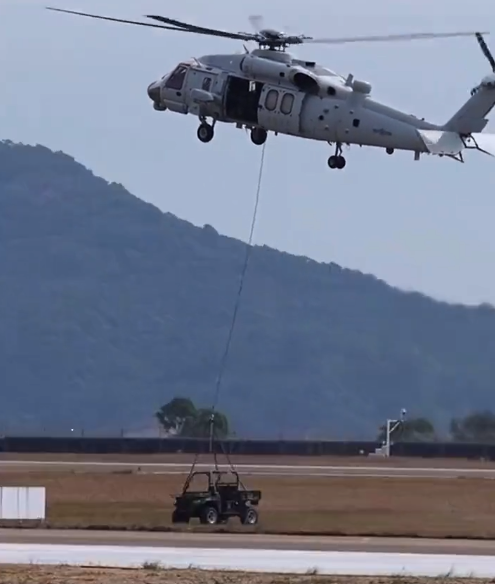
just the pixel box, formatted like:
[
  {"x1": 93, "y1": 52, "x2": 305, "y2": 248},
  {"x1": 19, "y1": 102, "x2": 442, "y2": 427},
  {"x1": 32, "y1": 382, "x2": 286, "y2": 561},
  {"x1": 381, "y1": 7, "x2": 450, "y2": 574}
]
[{"x1": 373, "y1": 128, "x2": 392, "y2": 136}]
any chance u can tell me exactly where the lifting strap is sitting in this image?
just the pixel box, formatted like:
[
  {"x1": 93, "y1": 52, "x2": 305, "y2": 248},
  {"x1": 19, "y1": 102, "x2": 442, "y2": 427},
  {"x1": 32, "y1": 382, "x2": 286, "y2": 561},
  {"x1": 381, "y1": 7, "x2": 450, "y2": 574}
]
[{"x1": 184, "y1": 142, "x2": 267, "y2": 485}]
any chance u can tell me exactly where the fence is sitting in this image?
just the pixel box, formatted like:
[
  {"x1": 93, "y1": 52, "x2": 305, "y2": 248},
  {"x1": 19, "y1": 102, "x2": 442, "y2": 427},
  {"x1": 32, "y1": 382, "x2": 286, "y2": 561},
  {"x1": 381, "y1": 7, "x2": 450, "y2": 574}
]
[
  {"x1": 0, "y1": 487, "x2": 46, "y2": 520},
  {"x1": 0, "y1": 436, "x2": 378, "y2": 456},
  {"x1": 1, "y1": 436, "x2": 495, "y2": 459}
]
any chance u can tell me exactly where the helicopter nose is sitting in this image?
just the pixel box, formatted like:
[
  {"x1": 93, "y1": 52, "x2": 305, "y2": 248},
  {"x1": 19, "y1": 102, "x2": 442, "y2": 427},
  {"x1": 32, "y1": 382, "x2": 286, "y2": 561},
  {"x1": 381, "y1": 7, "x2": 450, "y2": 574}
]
[{"x1": 147, "y1": 82, "x2": 161, "y2": 102}]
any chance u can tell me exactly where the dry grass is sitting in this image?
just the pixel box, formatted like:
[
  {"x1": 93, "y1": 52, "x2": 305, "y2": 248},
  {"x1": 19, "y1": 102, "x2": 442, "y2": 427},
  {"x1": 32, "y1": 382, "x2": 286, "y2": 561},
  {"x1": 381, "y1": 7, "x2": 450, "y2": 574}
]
[
  {"x1": 1, "y1": 470, "x2": 494, "y2": 538},
  {"x1": 0, "y1": 567, "x2": 491, "y2": 584}
]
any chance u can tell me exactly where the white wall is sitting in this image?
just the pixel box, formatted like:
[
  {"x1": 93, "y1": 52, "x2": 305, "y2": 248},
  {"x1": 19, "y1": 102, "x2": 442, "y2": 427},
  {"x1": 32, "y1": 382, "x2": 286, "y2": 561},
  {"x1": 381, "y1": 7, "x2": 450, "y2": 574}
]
[{"x1": 0, "y1": 487, "x2": 46, "y2": 520}]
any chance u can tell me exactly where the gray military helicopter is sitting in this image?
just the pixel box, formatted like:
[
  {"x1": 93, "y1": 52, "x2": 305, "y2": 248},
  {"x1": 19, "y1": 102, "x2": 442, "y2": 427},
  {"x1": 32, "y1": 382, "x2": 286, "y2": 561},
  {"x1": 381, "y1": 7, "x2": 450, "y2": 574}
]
[{"x1": 47, "y1": 7, "x2": 495, "y2": 169}]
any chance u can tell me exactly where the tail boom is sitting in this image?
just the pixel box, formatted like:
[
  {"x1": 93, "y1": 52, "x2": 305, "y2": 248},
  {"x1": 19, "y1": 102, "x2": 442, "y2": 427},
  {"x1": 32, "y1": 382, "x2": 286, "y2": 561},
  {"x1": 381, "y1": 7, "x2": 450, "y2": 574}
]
[{"x1": 442, "y1": 74, "x2": 495, "y2": 135}]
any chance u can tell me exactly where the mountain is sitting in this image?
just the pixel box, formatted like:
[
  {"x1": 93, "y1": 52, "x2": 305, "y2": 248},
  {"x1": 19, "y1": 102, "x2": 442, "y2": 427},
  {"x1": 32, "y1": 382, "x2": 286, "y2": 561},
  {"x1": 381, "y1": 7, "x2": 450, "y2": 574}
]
[{"x1": 1, "y1": 139, "x2": 495, "y2": 439}]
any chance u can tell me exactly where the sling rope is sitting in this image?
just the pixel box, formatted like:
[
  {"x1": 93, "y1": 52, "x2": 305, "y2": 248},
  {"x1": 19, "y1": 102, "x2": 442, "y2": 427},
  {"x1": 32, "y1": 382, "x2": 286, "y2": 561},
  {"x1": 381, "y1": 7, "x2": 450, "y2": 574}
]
[{"x1": 184, "y1": 141, "x2": 267, "y2": 485}]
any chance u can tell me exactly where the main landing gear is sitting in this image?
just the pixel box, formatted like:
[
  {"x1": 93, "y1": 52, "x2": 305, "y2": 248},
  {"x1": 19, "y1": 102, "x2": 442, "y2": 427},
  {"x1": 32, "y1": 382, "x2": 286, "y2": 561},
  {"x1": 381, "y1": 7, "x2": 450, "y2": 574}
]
[
  {"x1": 197, "y1": 120, "x2": 215, "y2": 143},
  {"x1": 250, "y1": 127, "x2": 267, "y2": 146},
  {"x1": 197, "y1": 119, "x2": 269, "y2": 146},
  {"x1": 327, "y1": 142, "x2": 346, "y2": 170}
]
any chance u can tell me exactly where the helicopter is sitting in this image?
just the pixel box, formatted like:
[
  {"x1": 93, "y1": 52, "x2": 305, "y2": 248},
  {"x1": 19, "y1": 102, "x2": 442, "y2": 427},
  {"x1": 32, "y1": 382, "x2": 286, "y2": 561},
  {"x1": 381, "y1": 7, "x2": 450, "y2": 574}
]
[{"x1": 47, "y1": 7, "x2": 495, "y2": 169}]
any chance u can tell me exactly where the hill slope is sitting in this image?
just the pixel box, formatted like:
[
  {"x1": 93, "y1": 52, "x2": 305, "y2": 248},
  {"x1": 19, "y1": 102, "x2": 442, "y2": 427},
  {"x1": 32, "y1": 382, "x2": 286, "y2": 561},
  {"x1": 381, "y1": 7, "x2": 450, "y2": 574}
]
[{"x1": 1, "y1": 139, "x2": 495, "y2": 439}]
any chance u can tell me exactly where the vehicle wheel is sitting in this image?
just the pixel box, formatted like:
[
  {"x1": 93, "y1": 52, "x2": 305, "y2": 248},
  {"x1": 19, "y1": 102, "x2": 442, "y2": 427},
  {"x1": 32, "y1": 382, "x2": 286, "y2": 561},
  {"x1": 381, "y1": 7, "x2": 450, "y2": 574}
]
[
  {"x1": 197, "y1": 123, "x2": 214, "y2": 143},
  {"x1": 200, "y1": 505, "x2": 219, "y2": 525},
  {"x1": 336, "y1": 155, "x2": 346, "y2": 169},
  {"x1": 241, "y1": 507, "x2": 258, "y2": 525},
  {"x1": 250, "y1": 127, "x2": 267, "y2": 145},
  {"x1": 172, "y1": 511, "x2": 189, "y2": 524}
]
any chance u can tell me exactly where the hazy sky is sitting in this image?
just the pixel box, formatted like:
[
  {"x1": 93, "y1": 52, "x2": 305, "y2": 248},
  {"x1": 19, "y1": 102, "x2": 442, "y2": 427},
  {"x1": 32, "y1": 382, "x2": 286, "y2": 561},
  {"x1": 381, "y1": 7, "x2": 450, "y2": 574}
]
[{"x1": 2, "y1": 0, "x2": 495, "y2": 305}]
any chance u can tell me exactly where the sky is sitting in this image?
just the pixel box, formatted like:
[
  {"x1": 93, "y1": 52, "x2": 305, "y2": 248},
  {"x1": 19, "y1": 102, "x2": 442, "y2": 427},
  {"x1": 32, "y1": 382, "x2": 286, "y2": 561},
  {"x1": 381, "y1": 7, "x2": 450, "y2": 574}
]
[{"x1": 1, "y1": 0, "x2": 495, "y2": 306}]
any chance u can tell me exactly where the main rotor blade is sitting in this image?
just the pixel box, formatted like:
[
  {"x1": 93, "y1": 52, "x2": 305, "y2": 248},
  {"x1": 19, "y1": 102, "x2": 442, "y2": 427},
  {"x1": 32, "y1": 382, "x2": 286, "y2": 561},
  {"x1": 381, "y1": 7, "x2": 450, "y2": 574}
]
[
  {"x1": 146, "y1": 14, "x2": 254, "y2": 41},
  {"x1": 305, "y1": 30, "x2": 490, "y2": 45},
  {"x1": 46, "y1": 7, "x2": 193, "y2": 32},
  {"x1": 476, "y1": 32, "x2": 495, "y2": 71}
]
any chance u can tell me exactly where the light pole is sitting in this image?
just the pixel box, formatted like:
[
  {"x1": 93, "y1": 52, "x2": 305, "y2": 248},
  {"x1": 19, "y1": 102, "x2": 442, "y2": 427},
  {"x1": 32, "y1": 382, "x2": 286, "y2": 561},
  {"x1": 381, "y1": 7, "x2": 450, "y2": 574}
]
[{"x1": 384, "y1": 408, "x2": 407, "y2": 457}]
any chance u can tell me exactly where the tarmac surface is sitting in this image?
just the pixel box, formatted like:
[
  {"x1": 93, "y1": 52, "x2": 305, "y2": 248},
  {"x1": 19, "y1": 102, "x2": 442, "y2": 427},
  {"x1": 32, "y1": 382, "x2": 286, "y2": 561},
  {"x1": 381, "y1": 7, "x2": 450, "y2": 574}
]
[
  {"x1": 3, "y1": 458, "x2": 495, "y2": 478},
  {"x1": 1, "y1": 529, "x2": 495, "y2": 556},
  {"x1": 2, "y1": 456, "x2": 495, "y2": 560}
]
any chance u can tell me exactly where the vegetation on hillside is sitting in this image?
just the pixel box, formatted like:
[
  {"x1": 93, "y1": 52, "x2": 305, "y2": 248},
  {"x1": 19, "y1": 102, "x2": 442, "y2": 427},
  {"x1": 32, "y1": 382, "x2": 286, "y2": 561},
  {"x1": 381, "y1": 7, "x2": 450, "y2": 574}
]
[
  {"x1": 156, "y1": 397, "x2": 230, "y2": 439},
  {"x1": 2, "y1": 140, "x2": 495, "y2": 439}
]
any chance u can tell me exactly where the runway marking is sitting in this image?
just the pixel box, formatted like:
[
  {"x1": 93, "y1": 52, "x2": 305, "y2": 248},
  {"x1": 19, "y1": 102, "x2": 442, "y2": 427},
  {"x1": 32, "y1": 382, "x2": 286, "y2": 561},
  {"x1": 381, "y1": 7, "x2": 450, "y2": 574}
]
[
  {"x1": 1, "y1": 543, "x2": 495, "y2": 576},
  {"x1": 145, "y1": 470, "x2": 473, "y2": 479},
  {"x1": 1, "y1": 460, "x2": 494, "y2": 479},
  {"x1": 1, "y1": 460, "x2": 494, "y2": 473}
]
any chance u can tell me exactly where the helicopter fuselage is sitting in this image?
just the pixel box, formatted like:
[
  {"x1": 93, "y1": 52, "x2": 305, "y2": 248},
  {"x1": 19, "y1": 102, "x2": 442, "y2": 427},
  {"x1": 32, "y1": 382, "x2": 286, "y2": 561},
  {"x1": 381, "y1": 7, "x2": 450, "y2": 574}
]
[
  {"x1": 147, "y1": 50, "x2": 495, "y2": 168},
  {"x1": 148, "y1": 51, "x2": 435, "y2": 150}
]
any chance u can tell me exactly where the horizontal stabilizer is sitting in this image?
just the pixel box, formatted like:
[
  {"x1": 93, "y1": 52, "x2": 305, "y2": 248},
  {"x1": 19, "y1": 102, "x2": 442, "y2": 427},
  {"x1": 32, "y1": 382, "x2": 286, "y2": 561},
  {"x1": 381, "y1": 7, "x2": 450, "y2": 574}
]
[
  {"x1": 417, "y1": 130, "x2": 464, "y2": 155},
  {"x1": 468, "y1": 133, "x2": 495, "y2": 157}
]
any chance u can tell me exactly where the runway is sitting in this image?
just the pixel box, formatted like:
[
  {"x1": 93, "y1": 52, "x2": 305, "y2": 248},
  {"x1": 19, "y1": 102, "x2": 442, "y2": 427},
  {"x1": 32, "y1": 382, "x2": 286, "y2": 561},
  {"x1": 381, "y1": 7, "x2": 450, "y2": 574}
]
[
  {"x1": 2, "y1": 457, "x2": 495, "y2": 576},
  {"x1": 2, "y1": 535, "x2": 495, "y2": 576},
  {"x1": 2, "y1": 529, "x2": 495, "y2": 556},
  {"x1": 3, "y1": 459, "x2": 495, "y2": 478}
]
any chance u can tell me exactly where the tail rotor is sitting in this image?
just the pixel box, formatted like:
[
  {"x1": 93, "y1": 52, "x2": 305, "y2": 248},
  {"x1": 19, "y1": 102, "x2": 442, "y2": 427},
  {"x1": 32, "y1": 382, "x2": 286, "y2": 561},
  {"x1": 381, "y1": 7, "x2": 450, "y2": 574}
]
[{"x1": 475, "y1": 32, "x2": 495, "y2": 71}]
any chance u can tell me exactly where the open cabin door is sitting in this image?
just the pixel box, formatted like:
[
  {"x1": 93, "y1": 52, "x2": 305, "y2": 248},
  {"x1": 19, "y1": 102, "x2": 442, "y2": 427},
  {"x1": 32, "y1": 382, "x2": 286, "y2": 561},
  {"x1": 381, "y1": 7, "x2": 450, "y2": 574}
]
[
  {"x1": 224, "y1": 76, "x2": 263, "y2": 125},
  {"x1": 257, "y1": 85, "x2": 303, "y2": 135}
]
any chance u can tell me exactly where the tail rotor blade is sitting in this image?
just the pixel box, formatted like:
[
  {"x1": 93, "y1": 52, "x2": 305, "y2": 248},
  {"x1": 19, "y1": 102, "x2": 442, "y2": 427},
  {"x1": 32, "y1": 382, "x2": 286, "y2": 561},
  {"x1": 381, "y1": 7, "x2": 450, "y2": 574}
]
[{"x1": 476, "y1": 32, "x2": 495, "y2": 71}]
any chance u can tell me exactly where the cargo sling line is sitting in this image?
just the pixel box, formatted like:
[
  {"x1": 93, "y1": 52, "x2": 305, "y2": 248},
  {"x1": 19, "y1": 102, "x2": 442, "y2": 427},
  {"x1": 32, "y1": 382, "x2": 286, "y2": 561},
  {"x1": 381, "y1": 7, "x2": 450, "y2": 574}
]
[{"x1": 185, "y1": 142, "x2": 267, "y2": 486}]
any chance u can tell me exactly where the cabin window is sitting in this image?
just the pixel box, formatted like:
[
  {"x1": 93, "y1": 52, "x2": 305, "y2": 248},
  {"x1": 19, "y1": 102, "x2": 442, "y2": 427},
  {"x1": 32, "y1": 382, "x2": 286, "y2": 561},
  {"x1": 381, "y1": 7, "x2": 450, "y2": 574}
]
[
  {"x1": 265, "y1": 89, "x2": 279, "y2": 111},
  {"x1": 165, "y1": 65, "x2": 189, "y2": 90},
  {"x1": 202, "y1": 77, "x2": 212, "y2": 91},
  {"x1": 280, "y1": 93, "x2": 294, "y2": 115},
  {"x1": 353, "y1": 118, "x2": 360, "y2": 127}
]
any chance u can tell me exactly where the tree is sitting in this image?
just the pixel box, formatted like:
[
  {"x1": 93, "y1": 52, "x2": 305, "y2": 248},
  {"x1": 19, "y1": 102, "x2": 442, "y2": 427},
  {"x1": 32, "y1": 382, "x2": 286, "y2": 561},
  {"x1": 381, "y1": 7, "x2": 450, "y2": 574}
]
[
  {"x1": 185, "y1": 408, "x2": 230, "y2": 439},
  {"x1": 377, "y1": 417, "x2": 436, "y2": 443},
  {"x1": 155, "y1": 397, "x2": 197, "y2": 435},
  {"x1": 156, "y1": 397, "x2": 231, "y2": 438},
  {"x1": 450, "y1": 410, "x2": 495, "y2": 443}
]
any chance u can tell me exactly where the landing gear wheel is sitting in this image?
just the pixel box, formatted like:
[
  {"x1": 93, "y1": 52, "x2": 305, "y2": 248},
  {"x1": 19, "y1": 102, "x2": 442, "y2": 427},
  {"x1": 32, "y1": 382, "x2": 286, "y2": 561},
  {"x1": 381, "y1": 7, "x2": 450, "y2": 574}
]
[
  {"x1": 197, "y1": 123, "x2": 214, "y2": 143},
  {"x1": 327, "y1": 155, "x2": 346, "y2": 169},
  {"x1": 328, "y1": 155, "x2": 338, "y2": 169},
  {"x1": 328, "y1": 142, "x2": 346, "y2": 169},
  {"x1": 200, "y1": 505, "x2": 219, "y2": 525},
  {"x1": 250, "y1": 127, "x2": 267, "y2": 146},
  {"x1": 241, "y1": 507, "x2": 258, "y2": 525}
]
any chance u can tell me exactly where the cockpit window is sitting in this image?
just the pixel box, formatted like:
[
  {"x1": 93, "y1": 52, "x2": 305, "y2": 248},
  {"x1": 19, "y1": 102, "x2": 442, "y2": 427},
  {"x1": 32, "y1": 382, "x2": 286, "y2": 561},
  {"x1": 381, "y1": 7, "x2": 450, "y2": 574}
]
[{"x1": 165, "y1": 65, "x2": 189, "y2": 90}]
